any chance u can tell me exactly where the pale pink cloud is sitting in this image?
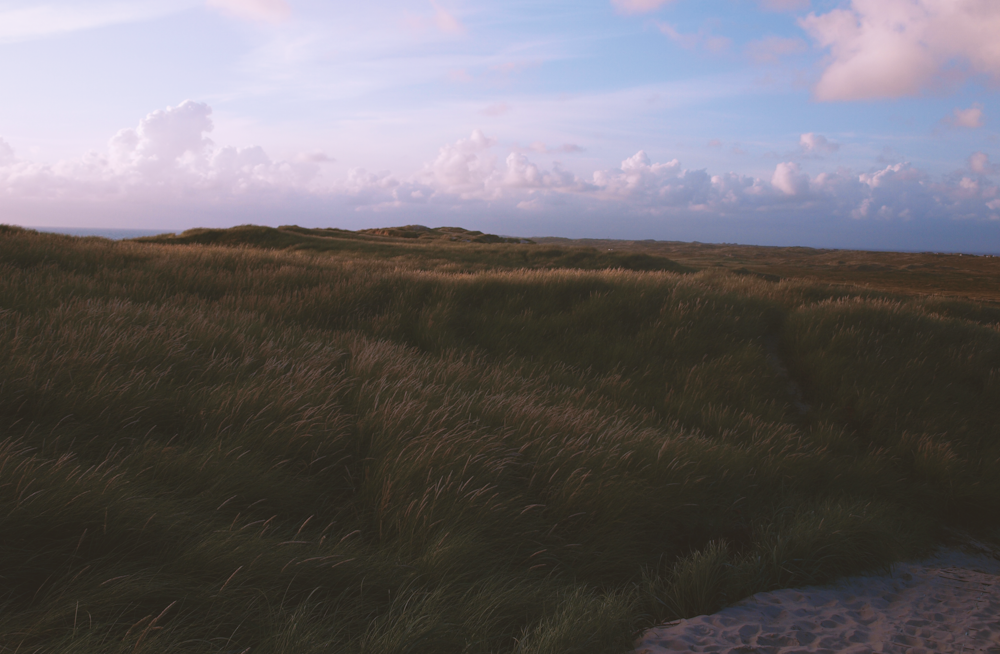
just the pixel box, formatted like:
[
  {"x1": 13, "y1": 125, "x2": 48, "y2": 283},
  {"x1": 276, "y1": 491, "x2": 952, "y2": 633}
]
[
  {"x1": 657, "y1": 22, "x2": 731, "y2": 54},
  {"x1": 801, "y1": 0, "x2": 1000, "y2": 101},
  {"x1": 772, "y1": 162, "x2": 809, "y2": 195},
  {"x1": 969, "y1": 152, "x2": 998, "y2": 175},
  {"x1": 611, "y1": 0, "x2": 675, "y2": 15},
  {"x1": 405, "y1": 1, "x2": 466, "y2": 36},
  {"x1": 947, "y1": 104, "x2": 985, "y2": 129},
  {"x1": 431, "y1": 0, "x2": 465, "y2": 34},
  {"x1": 800, "y1": 133, "x2": 839, "y2": 155},
  {"x1": 206, "y1": 0, "x2": 290, "y2": 22}
]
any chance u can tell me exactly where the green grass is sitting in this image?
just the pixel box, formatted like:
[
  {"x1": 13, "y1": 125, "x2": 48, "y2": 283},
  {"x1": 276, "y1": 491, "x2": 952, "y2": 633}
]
[{"x1": 1, "y1": 223, "x2": 998, "y2": 653}]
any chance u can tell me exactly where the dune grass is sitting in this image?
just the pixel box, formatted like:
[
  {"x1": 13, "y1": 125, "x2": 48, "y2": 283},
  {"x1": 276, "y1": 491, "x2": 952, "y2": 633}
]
[{"x1": 1, "y1": 224, "x2": 998, "y2": 653}]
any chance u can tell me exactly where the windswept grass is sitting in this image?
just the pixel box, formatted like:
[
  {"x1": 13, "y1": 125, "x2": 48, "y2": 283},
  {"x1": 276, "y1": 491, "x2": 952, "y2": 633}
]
[{"x1": 1, "y1": 224, "x2": 997, "y2": 653}]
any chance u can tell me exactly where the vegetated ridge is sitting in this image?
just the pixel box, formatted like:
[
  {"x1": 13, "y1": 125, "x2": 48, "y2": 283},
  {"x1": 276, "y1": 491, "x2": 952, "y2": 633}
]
[
  {"x1": 1, "y1": 222, "x2": 998, "y2": 653},
  {"x1": 137, "y1": 224, "x2": 694, "y2": 274}
]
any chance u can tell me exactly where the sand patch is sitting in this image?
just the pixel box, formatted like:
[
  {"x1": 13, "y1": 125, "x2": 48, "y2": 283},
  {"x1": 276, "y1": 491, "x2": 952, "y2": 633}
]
[{"x1": 635, "y1": 544, "x2": 1000, "y2": 654}]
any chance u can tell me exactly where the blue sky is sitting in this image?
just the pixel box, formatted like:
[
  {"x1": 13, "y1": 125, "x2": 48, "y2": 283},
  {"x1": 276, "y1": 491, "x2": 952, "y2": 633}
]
[{"x1": 2, "y1": 0, "x2": 999, "y2": 251}]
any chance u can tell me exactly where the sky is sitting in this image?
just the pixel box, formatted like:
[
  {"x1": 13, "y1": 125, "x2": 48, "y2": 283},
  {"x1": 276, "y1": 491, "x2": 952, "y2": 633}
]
[{"x1": 2, "y1": 0, "x2": 1000, "y2": 251}]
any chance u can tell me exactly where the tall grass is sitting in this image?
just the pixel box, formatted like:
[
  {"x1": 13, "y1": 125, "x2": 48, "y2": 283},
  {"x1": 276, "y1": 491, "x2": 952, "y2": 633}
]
[{"x1": 1, "y1": 225, "x2": 997, "y2": 653}]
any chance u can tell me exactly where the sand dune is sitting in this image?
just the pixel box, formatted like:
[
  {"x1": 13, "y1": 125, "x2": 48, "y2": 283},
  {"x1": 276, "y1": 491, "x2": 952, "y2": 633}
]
[{"x1": 635, "y1": 543, "x2": 1000, "y2": 654}]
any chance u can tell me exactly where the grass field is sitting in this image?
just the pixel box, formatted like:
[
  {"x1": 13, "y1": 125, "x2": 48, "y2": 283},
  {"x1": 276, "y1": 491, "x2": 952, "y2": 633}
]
[{"x1": 2, "y1": 223, "x2": 998, "y2": 653}]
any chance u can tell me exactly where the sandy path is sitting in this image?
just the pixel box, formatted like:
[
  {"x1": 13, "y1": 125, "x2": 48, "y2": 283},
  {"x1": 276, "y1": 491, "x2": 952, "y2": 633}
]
[{"x1": 634, "y1": 544, "x2": 1000, "y2": 654}]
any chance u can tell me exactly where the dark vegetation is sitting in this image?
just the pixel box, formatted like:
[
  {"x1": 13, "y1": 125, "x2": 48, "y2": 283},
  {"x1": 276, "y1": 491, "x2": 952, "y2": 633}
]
[{"x1": 1, "y1": 222, "x2": 998, "y2": 653}]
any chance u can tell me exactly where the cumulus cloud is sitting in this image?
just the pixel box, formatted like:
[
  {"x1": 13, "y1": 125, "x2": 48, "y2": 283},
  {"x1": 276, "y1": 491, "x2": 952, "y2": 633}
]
[
  {"x1": 969, "y1": 152, "x2": 998, "y2": 175},
  {"x1": 611, "y1": 0, "x2": 675, "y2": 15},
  {"x1": 207, "y1": 0, "x2": 290, "y2": 22},
  {"x1": 415, "y1": 130, "x2": 587, "y2": 200},
  {"x1": 801, "y1": 0, "x2": 1000, "y2": 101},
  {"x1": 0, "y1": 101, "x2": 322, "y2": 207},
  {"x1": 419, "y1": 129, "x2": 499, "y2": 198},
  {"x1": 108, "y1": 101, "x2": 215, "y2": 176},
  {"x1": 800, "y1": 133, "x2": 840, "y2": 155},
  {"x1": 4, "y1": 103, "x2": 1000, "y2": 232},
  {"x1": 853, "y1": 163, "x2": 930, "y2": 219},
  {"x1": 772, "y1": 162, "x2": 810, "y2": 195},
  {"x1": 947, "y1": 104, "x2": 985, "y2": 128}
]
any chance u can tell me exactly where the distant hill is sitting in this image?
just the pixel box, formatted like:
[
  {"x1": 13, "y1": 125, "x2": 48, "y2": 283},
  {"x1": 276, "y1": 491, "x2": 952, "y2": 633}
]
[
  {"x1": 358, "y1": 225, "x2": 533, "y2": 244},
  {"x1": 136, "y1": 224, "x2": 695, "y2": 273}
]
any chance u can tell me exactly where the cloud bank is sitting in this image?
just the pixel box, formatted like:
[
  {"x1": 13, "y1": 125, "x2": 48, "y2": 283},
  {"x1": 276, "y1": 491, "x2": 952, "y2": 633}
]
[{"x1": 2, "y1": 102, "x2": 998, "y2": 240}]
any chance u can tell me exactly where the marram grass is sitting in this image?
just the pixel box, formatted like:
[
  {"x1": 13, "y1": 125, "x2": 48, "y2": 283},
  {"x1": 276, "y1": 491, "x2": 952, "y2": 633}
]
[{"x1": 1, "y1": 224, "x2": 997, "y2": 653}]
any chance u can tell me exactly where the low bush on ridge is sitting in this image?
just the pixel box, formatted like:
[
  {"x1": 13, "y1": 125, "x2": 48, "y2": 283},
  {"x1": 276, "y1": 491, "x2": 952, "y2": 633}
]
[{"x1": 0, "y1": 225, "x2": 997, "y2": 653}]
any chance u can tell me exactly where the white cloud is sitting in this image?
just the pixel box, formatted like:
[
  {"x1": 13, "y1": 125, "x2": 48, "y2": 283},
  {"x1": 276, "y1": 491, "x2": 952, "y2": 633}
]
[
  {"x1": 0, "y1": 101, "x2": 321, "y2": 205},
  {"x1": 414, "y1": 131, "x2": 586, "y2": 200},
  {"x1": 799, "y1": 133, "x2": 840, "y2": 155},
  {"x1": 206, "y1": 0, "x2": 290, "y2": 22},
  {"x1": 108, "y1": 101, "x2": 215, "y2": 177},
  {"x1": 947, "y1": 104, "x2": 985, "y2": 129},
  {"x1": 611, "y1": 0, "x2": 675, "y2": 15},
  {"x1": 3, "y1": 103, "x2": 1000, "y2": 232},
  {"x1": 419, "y1": 129, "x2": 500, "y2": 199},
  {"x1": 593, "y1": 151, "x2": 684, "y2": 199},
  {"x1": 772, "y1": 162, "x2": 809, "y2": 195},
  {"x1": 801, "y1": 0, "x2": 1000, "y2": 101}
]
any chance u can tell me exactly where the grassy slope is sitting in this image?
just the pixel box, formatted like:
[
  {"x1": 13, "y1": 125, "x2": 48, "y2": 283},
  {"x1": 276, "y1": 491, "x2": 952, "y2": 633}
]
[
  {"x1": 534, "y1": 236, "x2": 1000, "y2": 303},
  {"x1": 1, "y1": 223, "x2": 998, "y2": 653},
  {"x1": 138, "y1": 225, "x2": 694, "y2": 274}
]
